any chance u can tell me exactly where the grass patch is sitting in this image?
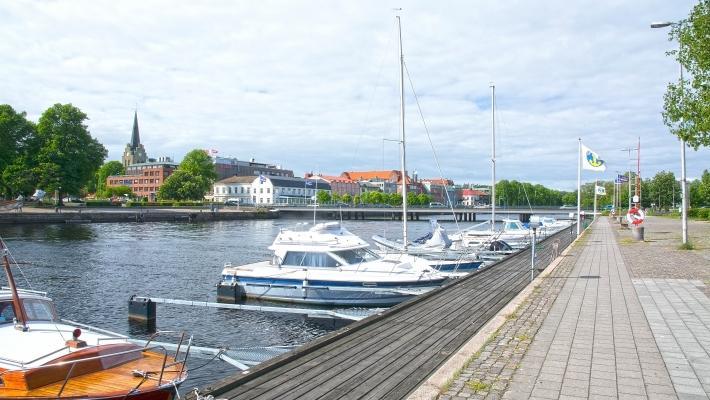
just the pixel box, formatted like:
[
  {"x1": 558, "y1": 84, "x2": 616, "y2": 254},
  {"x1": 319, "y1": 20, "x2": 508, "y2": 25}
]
[
  {"x1": 466, "y1": 380, "x2": 491, "y2": 393},
  {"x1": 505, "y1": 312, "x2": 518, "y2": 320},
  {"x1": 618, "y1": 238, "x2": 636, "y2": 245},
  {"x1": 516, "y1": 333, "x2": 531, "y2": 342},
  {"x1": 440, "y1": 369, "x2": 462, "y2": 393},
  {"x1": 679, "y1": 242, "x2": 695, "y2": 250}
]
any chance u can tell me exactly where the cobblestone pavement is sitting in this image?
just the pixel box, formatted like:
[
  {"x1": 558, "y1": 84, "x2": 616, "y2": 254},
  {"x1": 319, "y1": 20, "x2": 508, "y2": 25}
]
[
  {"x1": 437, "y1": 231, "x2": 581, "y2": 400},
  {"x1": 614, "y1": 217, "x2": 710, "y2": 398}
]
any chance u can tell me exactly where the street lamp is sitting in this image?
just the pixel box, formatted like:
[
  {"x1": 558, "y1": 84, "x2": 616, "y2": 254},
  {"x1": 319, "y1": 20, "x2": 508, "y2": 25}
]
[{"x1": 651, "y1": 20, "x2": 689, "y2": 245}]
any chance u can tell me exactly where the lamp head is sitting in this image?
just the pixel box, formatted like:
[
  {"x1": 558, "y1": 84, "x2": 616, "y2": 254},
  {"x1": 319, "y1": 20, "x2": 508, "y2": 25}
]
[{"x1": 650, "y1": 21, "x2": 673, "y2": 29}]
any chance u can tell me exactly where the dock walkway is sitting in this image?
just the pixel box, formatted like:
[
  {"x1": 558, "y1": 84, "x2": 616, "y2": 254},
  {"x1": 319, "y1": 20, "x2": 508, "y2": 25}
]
[
  {"x1": 444, "y1": 217, "x2": 710, "y2": 400},
  {"x1": 195, "y1": 227, "x2": 577, "y2": 399}
]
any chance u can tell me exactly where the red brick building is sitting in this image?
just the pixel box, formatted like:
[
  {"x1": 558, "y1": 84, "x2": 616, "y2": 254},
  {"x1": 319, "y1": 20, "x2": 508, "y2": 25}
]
[{"x1": 106, "y1": 160, "x2": 178, "y2": 200}]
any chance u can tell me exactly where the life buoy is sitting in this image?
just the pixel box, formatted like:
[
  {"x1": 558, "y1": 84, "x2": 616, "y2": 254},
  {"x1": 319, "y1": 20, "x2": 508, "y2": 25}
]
[{"x1": 626, "y1": 207, "x2": 645, "y2": 225}]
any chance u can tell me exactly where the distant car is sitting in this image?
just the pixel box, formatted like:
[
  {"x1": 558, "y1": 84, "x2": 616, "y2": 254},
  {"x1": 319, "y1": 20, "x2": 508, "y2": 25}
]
[
  {"x1": 225, "y1": 200, "x2": 240, "y2": 206},
  {"x1": 559, "y1": 205, "x2": 576, "y2": 209},
  {"x1": 429, "y1": 202, "x2": 445, "y2": 208},
  {"x1": 334, "y1": 202, "x2": 350, "y2": 208}
]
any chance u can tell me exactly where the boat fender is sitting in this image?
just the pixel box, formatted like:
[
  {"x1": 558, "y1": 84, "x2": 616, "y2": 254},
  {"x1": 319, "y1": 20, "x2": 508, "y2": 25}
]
[{"x1": 626, "y1": 207, "x2": 645, "y2": 226}]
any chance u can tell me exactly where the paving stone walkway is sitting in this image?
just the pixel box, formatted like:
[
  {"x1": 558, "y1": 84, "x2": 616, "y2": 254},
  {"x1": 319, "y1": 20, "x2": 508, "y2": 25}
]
[{"x1": 441, "y1": 217, "x2": 710, "y2": 400}]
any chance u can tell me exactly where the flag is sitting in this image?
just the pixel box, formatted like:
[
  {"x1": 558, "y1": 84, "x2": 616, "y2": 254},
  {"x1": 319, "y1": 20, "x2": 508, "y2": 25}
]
[
  {"x1": 595, "y1": 185, "x2": 606, "y2": 195},
  {"x1": 259, "y1": 175, "x2": 266, "y2": 184},
  {"x1": 581, "y1": 144, "x2": 606, "y2": 172},
  {"x1": 615, "y1": 174, "x2": 629, "y2": 183}
]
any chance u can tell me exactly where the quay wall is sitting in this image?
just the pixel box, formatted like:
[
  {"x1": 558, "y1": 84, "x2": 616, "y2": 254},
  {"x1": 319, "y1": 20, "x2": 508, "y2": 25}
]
[{"x1": 0, "y1": 209, "x2": 279, "y2": 225}]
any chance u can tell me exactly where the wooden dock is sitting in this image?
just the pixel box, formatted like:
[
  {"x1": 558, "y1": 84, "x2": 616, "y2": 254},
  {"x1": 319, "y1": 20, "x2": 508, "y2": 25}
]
[{"x1": 193, "y1": 225, "x2": 577, "y2": 400}]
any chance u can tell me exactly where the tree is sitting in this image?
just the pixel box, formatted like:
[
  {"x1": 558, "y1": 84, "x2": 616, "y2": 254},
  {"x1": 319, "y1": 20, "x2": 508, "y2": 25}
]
[
  {"x1": 662, "y1": 1, "x2": 710, "y2": 149},
  {"x1": 645, "y1": 171, "x2": 679, "y2": 209},
  {"x1": 96, "y1": 161, "x2": 125, "y2": 198},
  {"x1": 690, "y1": 169, "x2": 710, "y2": 206},
  {"x1": 157, "y1": 149, "x2": 217, "y2": 201},
  {"x1": 34, "y1": 104, "x2": 107, "y2": 196},
  {"x1": 0, "y1": 105, "x2": 37, "y2": 197},
  {"x1": 341, "y1": 193, "x2": 352, "y2": 204},
  {"x1": 316, "y1": 190, "x2": 331, "y2": 204}
]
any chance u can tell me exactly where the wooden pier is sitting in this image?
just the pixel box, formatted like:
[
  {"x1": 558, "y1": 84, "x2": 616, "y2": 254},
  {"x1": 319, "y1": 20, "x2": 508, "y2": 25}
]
[{"x1": 192, "y1": 225, "x2": 577, "y2": 400}]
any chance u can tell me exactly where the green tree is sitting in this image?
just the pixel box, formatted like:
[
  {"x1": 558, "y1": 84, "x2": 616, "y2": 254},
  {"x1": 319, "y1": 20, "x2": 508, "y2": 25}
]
[
  {"x1": 0, "y1": 105, "x2": 37, "y2": 197},
  {"x1": 417, "y1": 193, "x2": 432, "y2": 206},
  {"x1": 107, "y1": 185, "x2": 133, "y2": 198},
  {"x1": 690, "y1": 169, "x2": 710, "y2": 206},
  {"x1": 662, "y1": 1, "x2": 710, "y2": 149},
  {"x1": 316, "y1": 190, "x2": 331, "y2": 204},
  {"x1": 645, "y1": 171, "x2": 679, "y2": 209},
  {"x1": 158, "y1": 149, "x2": 217, "y2": 200},
  {"x1": 341, "y1": 193, "x2": 352, "y2": 204},
  {"x1": 34, "y1": 104, "x2": 107, "y2": 196},
  {"x1": 352, "y1": 194, "x2": 361, "y2": 205},
  {"x1": 96, "y1": 161, "x2": 125, "y2": 198}
]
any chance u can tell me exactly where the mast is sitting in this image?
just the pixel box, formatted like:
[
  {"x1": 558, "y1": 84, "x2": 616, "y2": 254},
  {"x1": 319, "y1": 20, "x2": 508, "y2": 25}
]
[
  {"x1": 397, "y1": 15, "x2": 408, "y2": 249},
  {"x1": 490, "y1": 83, "x2": 496, "y2": 230},
  {"x1": 1, "y1": 240, "x2": 28, "y2": 330}
]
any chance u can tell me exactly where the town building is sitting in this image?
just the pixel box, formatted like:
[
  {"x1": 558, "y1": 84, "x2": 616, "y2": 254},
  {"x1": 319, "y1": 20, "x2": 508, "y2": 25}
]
[
  {"x1": 212, "y1": 175, "x2": 331, "y2": 205},
  {"x1": 305, "y1": 173, "x2": 360, "y2": 196},
  {"x1": 460, "y1": 188, "x2": 489, "y2": 206},
  {"x1": 341, "y1": 170, "x2": 421, "y2": 195},
  {"x1": 212, "y1": 156, "x2": 293, "y2": 180},
  {"x1": 106, "y1": 157, "x2": 178, "y2": 201},
  {"x1": 421, "y1": 178, "x2": 457, "y2": 205},
  {"x1": 121, "y1": 111, "x2": 148, "y2": 168}
]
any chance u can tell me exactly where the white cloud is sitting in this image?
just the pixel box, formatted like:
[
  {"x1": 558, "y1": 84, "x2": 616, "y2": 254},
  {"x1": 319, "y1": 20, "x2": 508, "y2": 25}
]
[{"x1": 1, "y1": 0, "x2": 707, "y2": 190}]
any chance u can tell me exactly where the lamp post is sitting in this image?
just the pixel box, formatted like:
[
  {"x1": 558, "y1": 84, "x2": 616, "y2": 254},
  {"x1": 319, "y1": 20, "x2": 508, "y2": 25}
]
[{"x1": 651, "y1": 21, "x2": 688, "y2": 245}]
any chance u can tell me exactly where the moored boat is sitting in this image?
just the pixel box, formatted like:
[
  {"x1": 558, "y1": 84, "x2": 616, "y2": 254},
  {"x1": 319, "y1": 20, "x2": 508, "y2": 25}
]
[
  {"x1": 218, "y1": 222, "x2": 448, "y2": 306},
  {"x1": 0, "y1": 239, "x2": 188, "y2": 400}
]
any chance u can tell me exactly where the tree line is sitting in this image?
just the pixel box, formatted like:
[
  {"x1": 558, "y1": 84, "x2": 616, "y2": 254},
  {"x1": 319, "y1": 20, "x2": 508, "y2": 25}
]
[{"x1": 0, "y1": 104, "x2": 107, "y2": 199}]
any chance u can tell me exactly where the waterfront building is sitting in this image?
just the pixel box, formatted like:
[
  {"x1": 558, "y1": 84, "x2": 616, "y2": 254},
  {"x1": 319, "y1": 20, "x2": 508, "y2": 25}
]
[
  {"x1": 121, "y1": 111, "x2": 148, "y2": 169},
  {"x1": 460, "y1": 188, "x2": 489, "y2": 206},
  {"x1": 106, "y1": 157, "x2": 178, "y2": 201},
  {"x1": 212, "y1": 156, "x2": 293, "y2": 180},
  {"x1": 212, "y1": 175, "x2": 331, "y2": 205},
  {"x1": 341, "y1": 170, "x2": 421, "y2": 195},
  {"x1": 421, "y1": 178, "x2": 457, "y2": 205},
  {"x1": 211, "y1": 176, "x2": 256, "y2": 204},
  {"x1": 305, "y1": 173, "x2": 360, "y2": 196}
]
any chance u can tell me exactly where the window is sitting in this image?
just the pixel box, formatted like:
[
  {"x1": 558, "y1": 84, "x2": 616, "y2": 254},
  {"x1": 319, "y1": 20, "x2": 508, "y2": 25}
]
[
  {"x1": 332, "y1": 248, "x2": 381, "y2": 264},
  {"x1": 260, "y1": 188, "x2": 263, "y2": 194},
  {"x1": 267, "y1": 188, "x2": 270, "y2": 193},
  {"x1": 282, "y1": 252, "x2": 340, "y2": 268}
]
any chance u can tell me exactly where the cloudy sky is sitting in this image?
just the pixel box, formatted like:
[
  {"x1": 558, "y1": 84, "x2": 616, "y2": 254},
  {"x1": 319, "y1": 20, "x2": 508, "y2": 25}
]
[{"x1": 1, "y1": 0, "x2": 707, "y2": 190}]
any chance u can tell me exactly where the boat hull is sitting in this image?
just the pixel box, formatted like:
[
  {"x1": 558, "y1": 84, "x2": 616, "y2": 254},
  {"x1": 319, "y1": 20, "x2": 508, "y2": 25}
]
[
  {"x1": 218, "y1": 276, "x2": 445, "y2": 306},
  {"x1": 1, "y1": 385, "x2": 178, "y2": 400}
]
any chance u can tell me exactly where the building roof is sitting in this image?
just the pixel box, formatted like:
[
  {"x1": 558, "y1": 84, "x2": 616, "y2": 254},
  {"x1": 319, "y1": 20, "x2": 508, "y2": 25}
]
[
  {"x1": 342, "y1": 170, "x2": 411, "y2": 184},
  {"x1": 422, "y1": 178, "x2": 454, "y2": 186},
  {"x1": 216, "y1": 176, "x2": 258, "y2": 185},
  {"x1": 264, "y1": 176, "x2": 332, "y2": 191},
  {"x1": 130, "y1": 111, "x2": 140, "y2": 149},
  {"x1": 126, "y1": 161, "x2": 179, "y2": 168},
  {"x1": 461, "y1": 189, "x2": 488, "y2": 196},
  {"x1": 315, "y1": 174, "x2": 355, "y2": 184}
]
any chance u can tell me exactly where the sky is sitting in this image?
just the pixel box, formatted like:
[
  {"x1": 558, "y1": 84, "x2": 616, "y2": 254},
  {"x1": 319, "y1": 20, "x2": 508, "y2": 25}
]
[{"x1": 1, "y1": 0, "x2": 708, "y2": 190}]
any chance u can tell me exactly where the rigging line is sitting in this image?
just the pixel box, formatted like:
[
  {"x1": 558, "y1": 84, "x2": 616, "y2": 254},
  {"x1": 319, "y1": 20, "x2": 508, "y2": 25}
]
[
  {"x1": 349, "y1": 19, "x2": 397, "y2": 169},
  {"x1": 402, "y1": 60, "x2": 460, "y2": 233},
  {"x1": 521, "y1": 183, "x2": 534, "y2": 213},
  {"x1": 0, "y1": 236, "x2": 34, "y2": 291}
]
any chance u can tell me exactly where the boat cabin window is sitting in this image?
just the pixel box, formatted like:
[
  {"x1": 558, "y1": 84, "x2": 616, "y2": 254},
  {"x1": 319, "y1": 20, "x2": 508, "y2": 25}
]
[
  {"x1": 0, "y1": 299, "x2": 57, "y2": 323},
  {"x1": 505, "y1": 221, "x2": 522, "y2": 231},
  {"x1": 282, "y1": 251, "x2": 340, "y2": 268},
  {"x1": 332, "y1": 248, "x2": 380, "y2": 264}
]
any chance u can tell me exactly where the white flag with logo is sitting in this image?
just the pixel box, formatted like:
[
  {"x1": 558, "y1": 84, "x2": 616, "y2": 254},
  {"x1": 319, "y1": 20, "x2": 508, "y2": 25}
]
[
  {"x1": 581, "y1": 144, "x2": 606, "y2": 172},
  {"x1": 595, "y1": 185, "x2": 606, "y2": 195}
]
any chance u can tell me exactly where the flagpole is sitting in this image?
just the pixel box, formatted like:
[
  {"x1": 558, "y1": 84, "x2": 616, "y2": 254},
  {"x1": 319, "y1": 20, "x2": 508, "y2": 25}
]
[
  {"x1": 577, "y1": 138, "x2": 581, "y2": 236},
  {"x1": 594, "y1": 179, "x2": 598, "y2": 221}
]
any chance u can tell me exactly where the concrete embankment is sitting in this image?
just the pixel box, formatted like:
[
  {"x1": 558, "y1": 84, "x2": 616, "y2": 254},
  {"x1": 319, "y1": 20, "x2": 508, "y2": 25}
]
[{"x1": 0, "y1": 208, "x2": 278, "y2": 224}]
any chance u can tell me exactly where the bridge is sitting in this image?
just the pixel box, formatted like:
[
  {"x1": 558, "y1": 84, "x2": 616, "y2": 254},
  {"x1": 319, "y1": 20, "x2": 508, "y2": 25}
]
[{"x1": 272, "y1": 206, "x2": 581, "y2": 223}]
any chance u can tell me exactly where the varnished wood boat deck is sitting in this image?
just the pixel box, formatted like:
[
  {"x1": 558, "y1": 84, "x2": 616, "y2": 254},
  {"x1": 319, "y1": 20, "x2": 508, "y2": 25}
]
[
  {"x1": 197, "y1": 226, "x2": 578, "y2": 400},
  {"x1": 0, "y1": 350, "x2": 184, "y2": 398}
]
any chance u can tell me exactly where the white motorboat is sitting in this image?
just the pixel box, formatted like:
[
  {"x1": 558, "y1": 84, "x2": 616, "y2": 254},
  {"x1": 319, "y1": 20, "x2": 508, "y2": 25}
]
[
  {"x1": 218, "y1": 222, "x2": 448, "y2": 306},
  {"x1": 450, "y1": 218, "x2": 532, "y2": 249},
  {"x1": 0, "y1": 239, "x2": 188, "y2": 400}
]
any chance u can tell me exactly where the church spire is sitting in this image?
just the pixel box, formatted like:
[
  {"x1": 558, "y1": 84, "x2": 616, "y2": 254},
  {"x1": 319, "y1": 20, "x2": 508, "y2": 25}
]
[{"x1": 131, "y1": 111, "x2": 140, "y2": 149}]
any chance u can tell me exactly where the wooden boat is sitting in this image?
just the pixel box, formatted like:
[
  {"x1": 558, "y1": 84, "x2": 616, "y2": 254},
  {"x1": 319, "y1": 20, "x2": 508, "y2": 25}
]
[{"x1": 0, "y1": 239, "x2": 188, "y2": 399}]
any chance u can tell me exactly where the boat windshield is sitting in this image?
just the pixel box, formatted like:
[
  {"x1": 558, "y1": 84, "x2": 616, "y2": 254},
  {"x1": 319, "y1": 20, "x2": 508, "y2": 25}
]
[
  {"x1": 0, "y1": 298, "x2": 58, "y2": 324},
  {"x1": 332, "y1": 248, "x2": 381, "y2": 265},
  {"x1": 282, "y1": 251, "x2": 340, "y2": 268},
  {"x1": 505, "y1": 221, "x2": 523, "y2": 231}
]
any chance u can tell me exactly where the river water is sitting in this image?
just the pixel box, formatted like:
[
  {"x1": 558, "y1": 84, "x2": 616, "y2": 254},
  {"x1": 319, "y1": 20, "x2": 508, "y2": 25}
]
[{"x1": 1, "y1": 216, "x2": 492, "y2": 392}]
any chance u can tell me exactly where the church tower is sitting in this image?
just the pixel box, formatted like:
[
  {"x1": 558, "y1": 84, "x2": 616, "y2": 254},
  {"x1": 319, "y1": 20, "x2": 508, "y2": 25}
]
[{"x1": 122, "y1": 111, "x2": 148, "y2": 168}]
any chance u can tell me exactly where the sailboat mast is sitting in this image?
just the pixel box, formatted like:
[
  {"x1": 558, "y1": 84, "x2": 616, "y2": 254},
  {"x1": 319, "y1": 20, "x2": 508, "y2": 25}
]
[
  {"x1": 1, "y1": 240, "x2": 28, "y2": 329},
  {"x1": 397, "y1": 15, "x2": 408, "y2": 249},
  {"x1": 490, "y1": 83, "x2": 496, "y2": 230}
]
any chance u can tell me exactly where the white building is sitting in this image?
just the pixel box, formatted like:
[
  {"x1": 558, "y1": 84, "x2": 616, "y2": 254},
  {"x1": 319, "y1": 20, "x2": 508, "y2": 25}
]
[{"x1": 212, "y1": 175, "x2": 331, "y2": 205}]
